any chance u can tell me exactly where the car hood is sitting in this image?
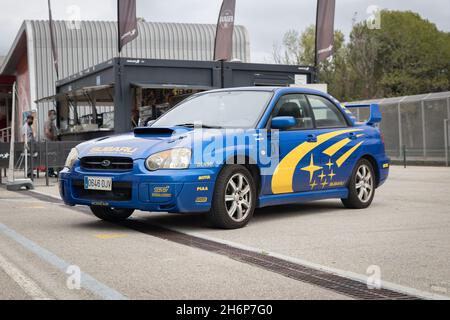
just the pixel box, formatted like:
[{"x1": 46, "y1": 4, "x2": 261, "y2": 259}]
[
  {"x1": 76, "y1": 128, "x2": 195, "y2": 160},
  {"x1": 76, "y1": 126, "x2": 267, "y2": 162}
]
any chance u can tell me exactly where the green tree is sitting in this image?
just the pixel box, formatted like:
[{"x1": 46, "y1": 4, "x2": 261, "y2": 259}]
[
  {"x1": 346, "y1": 22, "x2": 380, "y2": 100},
  {"x1": 273, "y1": 25, "x2": 349, "y2": 99},
  {"x1": 350, "y1": 10, "x2": 450, "y2": 98},
  {"x1": 273, "y1": 26, "x2": 316, "y2": 66},
  {"x1": 274, "y1": 10, "x2": 450, "y2": 101}
]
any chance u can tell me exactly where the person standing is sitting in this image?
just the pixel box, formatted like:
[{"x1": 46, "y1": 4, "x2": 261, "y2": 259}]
[
  {"x1": 0, "y1": 114, "x2": 7, "y2": 130},
  {"x1": 131, "y1": 109, "x2": 140, "y2": 129},
  {"x1": 44, "y1": 110, "x2": 59, "y2": 178},
  {"x1": 0, "y1": 114, "x2": 7, "y2": 142},
  {"x1": 22, "y1": 114, "x2": 36, "y2": 178}
]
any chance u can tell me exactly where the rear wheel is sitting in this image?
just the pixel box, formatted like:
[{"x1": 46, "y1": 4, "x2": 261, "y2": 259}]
[
  {"x1": 90, "y1": 206, "x2": 134, "y2": 222},
  {"x1": 208, "y1": 166, "x2": 256, "y2": 229},
  {"x1": 342, "y1": 159, "x2": 376, "y2": 209}
]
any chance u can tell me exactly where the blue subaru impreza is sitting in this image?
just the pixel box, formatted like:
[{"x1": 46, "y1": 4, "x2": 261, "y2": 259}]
[{"x1": 60, "y1": 87, "x2": 390, "y2": 229}]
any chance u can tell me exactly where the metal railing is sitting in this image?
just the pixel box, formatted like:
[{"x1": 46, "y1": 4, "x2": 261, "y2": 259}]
[
  {"x1": 0, "y1": 127, "x2": 11, "y2": 143},
  {"x1": 0, "y1": 141, "x2": 79, "y2": 185},
  {"x1": 349, "y1": 92, "x2": 450, "y2": 166}
]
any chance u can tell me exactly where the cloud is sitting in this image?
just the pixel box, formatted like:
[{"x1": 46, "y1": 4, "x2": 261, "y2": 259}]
[{"x1": 0, "y1": 0, "x2": 449, "y2": 63}]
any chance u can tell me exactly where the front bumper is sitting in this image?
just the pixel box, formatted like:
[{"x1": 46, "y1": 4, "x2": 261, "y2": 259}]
[{"x1": 59, "y1": 159, "x2": 217, "y2": 213}]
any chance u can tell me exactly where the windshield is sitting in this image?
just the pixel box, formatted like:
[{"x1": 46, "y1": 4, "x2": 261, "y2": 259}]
[{"x1": 152, "y1": 90, "x2": 273, "y2": 129}]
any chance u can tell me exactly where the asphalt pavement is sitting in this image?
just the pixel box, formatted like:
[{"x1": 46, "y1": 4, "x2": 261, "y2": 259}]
[{"x1": 0, "y1": 166, "x2": 449, "y2": 300}]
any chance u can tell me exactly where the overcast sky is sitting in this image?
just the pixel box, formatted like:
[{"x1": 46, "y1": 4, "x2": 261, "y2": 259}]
[{"x1": 0, "y1": 0, "x2": 449, "y2": 63}]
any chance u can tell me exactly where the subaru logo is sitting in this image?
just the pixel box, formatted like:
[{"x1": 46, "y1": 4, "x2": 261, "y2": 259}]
[{"x1": 101, "y1": 160, "x2": 111, "y2": 168}]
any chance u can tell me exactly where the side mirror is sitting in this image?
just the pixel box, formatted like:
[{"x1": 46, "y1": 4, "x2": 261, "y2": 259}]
[{"x1": 271, "y1": 116, "x2": 296, "y2": 130}]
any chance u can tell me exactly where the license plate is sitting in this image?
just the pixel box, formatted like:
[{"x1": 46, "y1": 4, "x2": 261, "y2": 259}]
[{"x1": 84, "y1": 177, "x2": 113, "y2": 191}]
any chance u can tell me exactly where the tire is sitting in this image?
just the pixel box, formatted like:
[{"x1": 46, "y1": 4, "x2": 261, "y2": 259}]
[
  {"x1": 90, "y1": 206, "x2": 134, "y2": 222},
  {"x1": 342, "y1": 159, "x2": 376, "y2": 209},
  {"x1": 208, "y1": 165, "x2": 257, "y2": 229}
]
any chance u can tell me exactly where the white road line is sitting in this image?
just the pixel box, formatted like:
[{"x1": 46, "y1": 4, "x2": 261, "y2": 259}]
[
  {"x1": 0, "y1": 253, "x2": 52, "y2": 300},
  {"x1": 155, "y1": 224, "x2": 450, "y2": 301},
  {"x1": 0, "y1": 223, "x2": 127, "y2": 300}
]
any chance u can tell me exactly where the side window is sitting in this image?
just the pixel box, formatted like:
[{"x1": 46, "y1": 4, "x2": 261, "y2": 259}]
[
  {"x1": 307, "y1": 95, "x2": 348, "y2": 129},
  {"x1": 272, "y1": 94, "x2": 314, "y2": 130}
]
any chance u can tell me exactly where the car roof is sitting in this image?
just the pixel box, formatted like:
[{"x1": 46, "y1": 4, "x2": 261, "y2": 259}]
[{"x1": 205, "y1": 86, "x2": 332, "y2": 97}]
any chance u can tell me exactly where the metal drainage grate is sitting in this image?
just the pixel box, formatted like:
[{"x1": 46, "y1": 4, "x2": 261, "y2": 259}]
[
  {"x1": 123, "y1": 220, "x2": 421, "y2": 300},
  {"x1": 24, "y1": 190, "x2": 422, "y2": 300}
]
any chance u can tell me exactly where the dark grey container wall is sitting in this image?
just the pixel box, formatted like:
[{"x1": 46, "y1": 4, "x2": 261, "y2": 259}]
[
  {"x1": 57, "y1": 60, "x2": 116, "y2": 94},
  {"x1": 120, "y1": 59, "x2": 222, "y2": 89},
  {"x1": 55, "y1": 58, "x2": 312, "y2": 136},
  {"x1": 222, "y1": 62, "x2": 314, "y2": 88},
  {"x1": 56, "y1": 58, "x2": 223, "y2": 135}
]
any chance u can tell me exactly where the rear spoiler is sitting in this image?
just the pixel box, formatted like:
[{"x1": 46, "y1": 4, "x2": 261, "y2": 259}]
[{"x1": 344, "y1": 104, "x2": 382, "y2": 126}]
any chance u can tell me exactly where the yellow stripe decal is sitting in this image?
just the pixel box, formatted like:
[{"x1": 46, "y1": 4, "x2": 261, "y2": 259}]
[
  {"x1": 323, "y1": 138, "x2": 352, "y2": 157},
  {"x1": 271, "y1": 129, "x2": 362, "y2": 194},
  {"x1": 336, "y1": 142, "x2": 364, "y2": 168}
]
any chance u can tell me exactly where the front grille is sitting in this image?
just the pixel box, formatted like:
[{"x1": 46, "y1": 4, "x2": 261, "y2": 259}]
[
  {"x1": 72, "y1": 180, "x2": 132, "y2": 202},
  {"x1": 80, "y1": 157, "x2": 133, "y2": 171}
]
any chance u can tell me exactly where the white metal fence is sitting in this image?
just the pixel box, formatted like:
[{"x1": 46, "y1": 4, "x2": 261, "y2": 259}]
[{"x1": 349, "y1": 91, "x2": 450, "y2": 166}]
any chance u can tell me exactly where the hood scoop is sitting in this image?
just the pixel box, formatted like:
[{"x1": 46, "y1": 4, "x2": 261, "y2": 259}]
[{"x1": 134, "y1": 127, "x2": 175, "y2": 137}]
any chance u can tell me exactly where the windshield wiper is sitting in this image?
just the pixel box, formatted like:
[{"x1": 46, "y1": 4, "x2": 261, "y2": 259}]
[{"x1": 174, "y1": 123, "x2": 224, "y2": 129}]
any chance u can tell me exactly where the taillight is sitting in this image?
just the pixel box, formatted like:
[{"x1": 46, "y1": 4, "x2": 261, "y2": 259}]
[{"x1": 380, "y1": 131, "x2": 385, "y2": 146}]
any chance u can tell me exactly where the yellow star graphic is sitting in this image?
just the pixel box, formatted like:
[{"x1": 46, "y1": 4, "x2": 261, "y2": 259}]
[
  {"x1": 301, "y1": 154, "x2": 323, "y2": 183},
  {"x1": 328, "y1": 170, "x2": 336, "y2": 181},
  {"x1": 310, "y1": 180, "x2": 318, "y2": 190},
  {"x1": 318, "y1": 171, "x2": 327, "y2": 181},
  {"x1": 321, "y1": 180, "x2": 329, "y2": 188},
  {"x1": 326, "y1": 159, "x2": 334, "y2": 170}
]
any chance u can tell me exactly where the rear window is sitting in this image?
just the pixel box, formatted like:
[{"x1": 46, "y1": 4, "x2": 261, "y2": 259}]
[{"x1": 307, "y1": 95, "x2": 348, "y2": 128}]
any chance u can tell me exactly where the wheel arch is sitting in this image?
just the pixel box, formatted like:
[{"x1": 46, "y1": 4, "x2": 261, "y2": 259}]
[
  {"x1": 360, "y1": 154, "x2": 380, "y2": 188},
  {"x1": 220, "y1": 155, "x2": 262, "y2": 195}
]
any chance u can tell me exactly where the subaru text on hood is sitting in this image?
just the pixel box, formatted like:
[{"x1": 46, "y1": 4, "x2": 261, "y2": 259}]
[{"x1": 59, "y1": 87, "x2": 390, "y2": 229}]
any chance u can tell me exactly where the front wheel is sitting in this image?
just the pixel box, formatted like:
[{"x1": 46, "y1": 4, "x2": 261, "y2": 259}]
[
  {"x1": 90, "y1": 206, "x2": 135, "y2": 222},
  {"x1": 342, "y1": 159, "x2": 376, "y2": 209},
  {"x1": 208, "y1": 166, "x2": 257, "y2": 229}
]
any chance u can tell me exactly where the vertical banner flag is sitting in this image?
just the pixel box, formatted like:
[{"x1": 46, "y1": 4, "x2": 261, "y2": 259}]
[
  {"x1": 118, "y1": 0, "x2": 138, "y2": 53},
  {"x1": 48, "y1": 0, "x2": 59, "y2": 79},
  {"x1": 214, "y1": 0, "x2": 236, "y2": 61},
  {"x1": 315, "y1": 0, "x2": 336, "y2": 65}
]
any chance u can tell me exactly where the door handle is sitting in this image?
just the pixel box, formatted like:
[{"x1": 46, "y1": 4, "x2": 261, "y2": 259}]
[
  {"x1": 349, "y1": 132, "x2": 358, "y2": 140},
  {"x1": 307, "y1": 134, "x2": 318, "y2": 143}
]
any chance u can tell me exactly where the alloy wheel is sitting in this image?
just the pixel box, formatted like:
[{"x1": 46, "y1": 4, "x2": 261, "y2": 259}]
[
  {"x1": 355, "y1": 164, "x2": 374, "y2": 203},
  {"x1": 224, "y1": 173, "x2": 252, "y2": 223}
]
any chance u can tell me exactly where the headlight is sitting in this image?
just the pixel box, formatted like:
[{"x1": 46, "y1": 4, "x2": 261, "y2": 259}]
[
  {"x1": 145, "y1": 148, "x2": 192, "y2": 171},
  {"x1": 65, "y1": 148, "x2": 79, "y2": 169}
]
